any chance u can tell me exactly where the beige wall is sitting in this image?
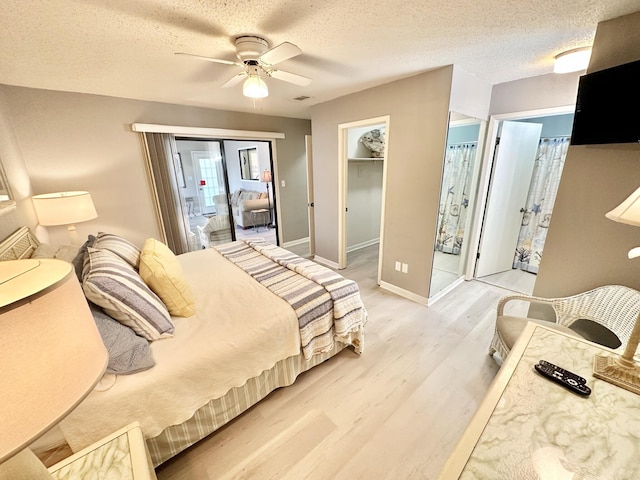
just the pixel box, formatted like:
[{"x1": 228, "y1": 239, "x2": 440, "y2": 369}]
[
  {"x1": 312, "y1": 67, "x2": 463, "y2": 299},
  {"x1": 489, "y1": 71, "x2": 583, "y2": 116},
  {"x1": 0, "y1": 85, "x2": 311, "y2": 247},
  {"x1": 534, "y1": 11, "x2": 640, "y2": 298},
  {"x1": 310, "y1": 65, "x2": 492, "y2": 300}
]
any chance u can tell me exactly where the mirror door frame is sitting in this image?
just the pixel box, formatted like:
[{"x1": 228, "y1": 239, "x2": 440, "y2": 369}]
[{"x1": 132, "y1": 123, "x2": 285, "y2": 246}]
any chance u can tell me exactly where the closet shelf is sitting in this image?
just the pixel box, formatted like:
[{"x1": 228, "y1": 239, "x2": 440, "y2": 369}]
[{"x1": 348, "y1": 157, "x2": 384, "y2": 161}]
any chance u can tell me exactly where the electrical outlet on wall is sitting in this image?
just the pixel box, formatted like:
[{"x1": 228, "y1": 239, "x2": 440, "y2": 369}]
[
  {"x1": 401, "y1": 263, "x2": 408, "y2": 273},
  {"x1": 281, "y1": 180, "x2": 286, "y2": 187},
  {"x1": 395, "y1": 261, "x2": 401, "y2": 271}
]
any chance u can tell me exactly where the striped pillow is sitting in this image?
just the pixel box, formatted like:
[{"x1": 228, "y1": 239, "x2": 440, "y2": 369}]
[
  {"x1": 82, "y1": 247, "x2": 174, "y2": 341},
  {"x1": 94, "y1": 232, "x2": 141, "y2": 268}
]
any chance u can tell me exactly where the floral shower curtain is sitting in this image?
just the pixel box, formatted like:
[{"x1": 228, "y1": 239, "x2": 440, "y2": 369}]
[
  {"x1": 513, "y1": 137, "x2": 569, "y2": 273},
  {"x1": 435, "y1": 143, "x2": 476, "y2": 255}
]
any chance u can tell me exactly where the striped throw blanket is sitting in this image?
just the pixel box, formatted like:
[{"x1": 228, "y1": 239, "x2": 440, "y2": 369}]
[{"x1": 215, "y1": 240, "x2": 367, "y2": 359}]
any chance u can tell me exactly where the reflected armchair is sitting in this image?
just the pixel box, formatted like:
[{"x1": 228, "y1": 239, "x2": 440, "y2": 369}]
[
  {"x1": 196, "y1": 195, "x2": 231, "y2": 248},
  {"x1": 197, "y1": 214, "x2": 232, "y2": 248}
]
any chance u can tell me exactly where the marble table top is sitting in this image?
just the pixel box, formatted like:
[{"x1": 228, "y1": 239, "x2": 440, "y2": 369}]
[{"x1": 455, "y1": 325, "x2": 640, "y2": 479}]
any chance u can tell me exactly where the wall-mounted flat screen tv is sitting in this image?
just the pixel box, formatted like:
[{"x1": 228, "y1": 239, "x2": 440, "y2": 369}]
[{"x1": 571, "y1": 58, "x2": 640, "y2": 145}]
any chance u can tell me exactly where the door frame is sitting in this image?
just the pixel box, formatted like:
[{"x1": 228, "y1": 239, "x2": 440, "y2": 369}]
[
  {"x1": 463, "y1": 105, "x2": 576, "y2": 280},
  {"x1": 305, "y1": 135, "x2": 315, "y2": 256},
  {"x1": 338, "y1": 115, "x2": 390, "y2": 285}
]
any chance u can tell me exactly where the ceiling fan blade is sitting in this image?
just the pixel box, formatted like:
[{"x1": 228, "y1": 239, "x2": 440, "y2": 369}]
[
  {"x1": 269, "y1": 69, "x2": 312, "y2": 87},
  {"x1": 175, "y1": 52, "x2": 241, "y2": 66},
  {"x1": 259, "y1": 42, "x2": 302, "y2": 66},
  {"x1": 221, "y1": 71, "x2": 247, "y2": 88}
]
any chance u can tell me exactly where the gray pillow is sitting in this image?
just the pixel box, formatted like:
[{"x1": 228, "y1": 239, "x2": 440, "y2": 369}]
[
  {"x1": 89, "y1": 302, "x2": 155, "y2": 375},
  {"x1": 72, "y1": 234, "x2": 96, "y2": 281}
]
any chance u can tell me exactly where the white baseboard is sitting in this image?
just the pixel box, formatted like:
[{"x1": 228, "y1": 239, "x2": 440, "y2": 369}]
[
  {"x1": 282, "y1": 237, "x2": 310, "y2": 248},
  {"x1": 313, "y1": 255, "x2": 340, "y2": 269},
  {"x1": 379, "y1": 281, "x2": 428, "y2": 305},
  {"x1": 427, "y1": 276, "x2": 465, "y2": 306},
  {"x1": 347, "y1": 238, "x2": 379, "y2": 253}
]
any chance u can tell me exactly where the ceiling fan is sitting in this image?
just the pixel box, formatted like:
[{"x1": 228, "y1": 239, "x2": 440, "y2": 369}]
[{"x1": 176, "y1": 35, "x2": 312, "y2": 98}]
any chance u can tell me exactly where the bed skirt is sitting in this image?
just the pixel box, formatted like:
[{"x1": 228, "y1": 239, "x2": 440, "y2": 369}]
[{"x1": 148, "y1": 342, "x2": 347, "y2": 467}]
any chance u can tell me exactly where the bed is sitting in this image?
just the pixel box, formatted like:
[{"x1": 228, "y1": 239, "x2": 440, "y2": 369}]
[{"x1": 1, "y1": 227, "x2": 367, "y2": 467}]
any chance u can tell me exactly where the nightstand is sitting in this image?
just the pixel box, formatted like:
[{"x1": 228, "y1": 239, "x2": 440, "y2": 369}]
[{"x1": 48, "y1": 422, "x2": 156, "y2": 480}]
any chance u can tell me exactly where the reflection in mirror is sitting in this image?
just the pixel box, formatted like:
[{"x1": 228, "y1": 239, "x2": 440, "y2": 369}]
[
  {"x1": 429, "y1": 113, "x2": 484, "y2": 299},
  {"x1": 0, "y1": 158, "x2": 16, "y2": 215},
  {"x1": 239, "y1": 147, "x2": 260, "y2": 181}
]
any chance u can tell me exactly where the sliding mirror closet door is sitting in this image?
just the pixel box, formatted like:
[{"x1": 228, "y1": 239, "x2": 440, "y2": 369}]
[
  {"x1": 429, "y1": 113, "x2": 484, "y2": 300},
  {"x1": 175, "y1": 138, "x2": 234, "y2": 250}
]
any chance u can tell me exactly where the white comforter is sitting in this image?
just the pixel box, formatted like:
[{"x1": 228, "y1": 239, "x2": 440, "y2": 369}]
[{"x1": 59, "y1": 247, "x2": 300, "y2": 452}]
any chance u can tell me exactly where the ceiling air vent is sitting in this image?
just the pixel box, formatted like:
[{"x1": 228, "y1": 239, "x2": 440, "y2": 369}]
[{"x1": 293, "y1": 95, "x2": 310, "y2": 101}]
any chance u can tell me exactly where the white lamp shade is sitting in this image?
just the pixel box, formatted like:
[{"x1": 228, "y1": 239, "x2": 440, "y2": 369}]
[
  {"x1": 554, "y1": 47, "x2": 592, "y2": 73},
  {"x1": 243, "y1": 75, "x2": 268, "y2": 98},
  {"x1": 32, "y1": 191, "x2": 97, "y2": 226},
  {"x1": 0, "y1": 259, "x2": 107, "y2": 462},
  {"x1": 261, "y1": 170, "x2": 272, "y2": 183},
  {"x1": 605, "y1": 186, "x2": 640, "y2": 227}
]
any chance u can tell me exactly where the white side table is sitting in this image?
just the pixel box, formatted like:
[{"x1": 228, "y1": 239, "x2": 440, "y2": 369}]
[
  {"x1": 48, "y1": 422, "x2": 156, "y2": 480},
  {"x1": 250, "y1": 208, "x2": 270, "y2": 231}
]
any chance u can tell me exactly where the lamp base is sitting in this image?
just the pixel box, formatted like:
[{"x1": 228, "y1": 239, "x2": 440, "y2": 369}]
[{"x1": 593, "y1": 354, "x2": 640, "y2": 395}]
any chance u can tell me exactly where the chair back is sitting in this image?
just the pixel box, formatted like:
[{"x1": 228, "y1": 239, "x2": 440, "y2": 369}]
[{"x1": 553, "y1": 285, "x2": 640, "y2": 349}]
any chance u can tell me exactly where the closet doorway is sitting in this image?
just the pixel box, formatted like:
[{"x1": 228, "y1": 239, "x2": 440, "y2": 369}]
[
  {"x1": 468, "y1": 107, "x2": 575, "y2": 294},
  {"x1": 338, "y1": 116, "x2": 390, "y2": 284}
]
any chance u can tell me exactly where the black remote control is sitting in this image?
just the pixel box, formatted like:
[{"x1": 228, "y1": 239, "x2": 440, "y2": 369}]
[
  {"x1": 538, "y1": 360, "x2": 587, "y2": 384},
  {"x1": 534, "y1": 360, "x2": 591, "y2": 396}
]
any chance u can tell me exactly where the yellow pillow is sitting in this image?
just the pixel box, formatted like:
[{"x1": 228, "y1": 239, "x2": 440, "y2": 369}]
[{"x1": 139, "y1": 238, "x2": 196, "y2": 317}]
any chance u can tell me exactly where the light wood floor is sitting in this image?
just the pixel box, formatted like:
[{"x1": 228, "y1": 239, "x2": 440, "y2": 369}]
[
  {"x1": 156, "y1": 245, "x2": 526, "y2": 480},
  {"x1": 477, "y1": 268, "x2": 536, "y2": 295}
]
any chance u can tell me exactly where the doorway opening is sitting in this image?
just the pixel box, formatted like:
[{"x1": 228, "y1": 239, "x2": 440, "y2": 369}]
[
  {"x1": 338, "y1": 116, "x2": 390, "y2": 285},
  {"x1": 468, "y1": 107, "x2": 575, "y2": 295}
]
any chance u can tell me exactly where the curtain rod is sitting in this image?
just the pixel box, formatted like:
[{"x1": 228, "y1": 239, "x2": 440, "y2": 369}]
[{"x1": 131, "y1": 123, "x2": 285, "y2": 140}]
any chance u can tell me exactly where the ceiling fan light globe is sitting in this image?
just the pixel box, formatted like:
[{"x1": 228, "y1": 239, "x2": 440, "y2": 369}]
[{"x1": 243, "y1": 76, "x2": 268, "y2": 98}]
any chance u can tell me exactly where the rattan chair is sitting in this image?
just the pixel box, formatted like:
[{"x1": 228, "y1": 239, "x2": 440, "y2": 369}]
[{"x1": 489, "y1": 285, "x2": 640, "y2": 360}]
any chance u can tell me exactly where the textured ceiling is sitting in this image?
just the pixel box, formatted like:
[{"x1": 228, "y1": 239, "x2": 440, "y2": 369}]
[{"x1": 1, "y1": 0, "x2": 638, "y2": 119}]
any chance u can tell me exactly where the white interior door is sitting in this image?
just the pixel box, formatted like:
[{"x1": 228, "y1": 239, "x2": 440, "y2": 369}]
[
  {"x1": 475, "y1": 121, "x2": 542, "y2": 277},
  {"x1": 192, "y1": 146, "x2": 225, "y2": 215}
]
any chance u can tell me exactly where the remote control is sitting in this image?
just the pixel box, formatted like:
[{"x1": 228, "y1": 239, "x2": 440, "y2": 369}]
[
  {"x1": 534, "y1": 360, "x2": 591, "y2": 396},
  {"x1": 538, "y1": 360, "x2": 587, "y2": 384}
]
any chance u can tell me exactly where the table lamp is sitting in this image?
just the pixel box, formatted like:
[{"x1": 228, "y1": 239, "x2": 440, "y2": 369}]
[
  {"x1": 261, "y1": 169, "x2": 273, "y2": 227},
  {"x1": 593, "y1": 185, "x2": 640, "y2": 394},
  {"x1": 0, "y1": 259, "x2": 107, "y2": 478},
  {"x1": 32, "y1": 191, "x2": 98, "y2": 244}
]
